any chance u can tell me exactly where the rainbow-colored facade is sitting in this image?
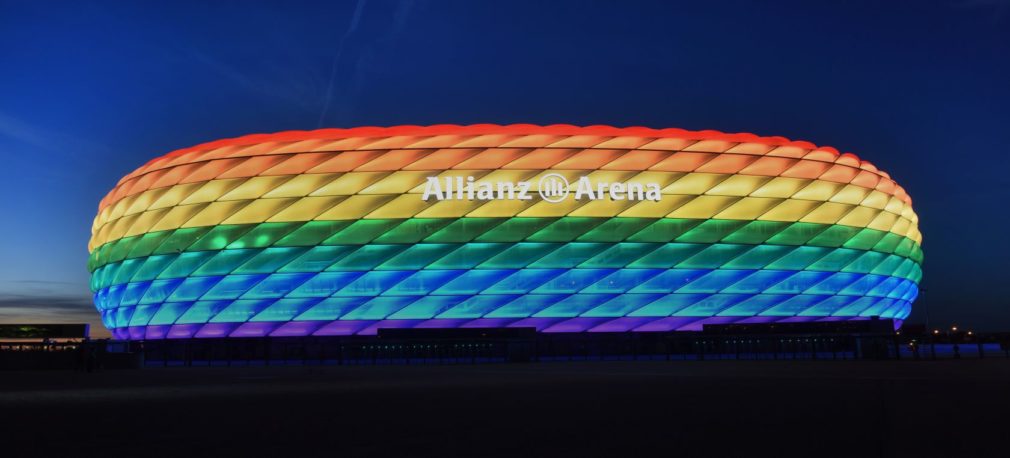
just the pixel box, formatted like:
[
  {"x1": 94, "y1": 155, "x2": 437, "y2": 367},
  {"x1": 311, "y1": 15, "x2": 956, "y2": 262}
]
[{"x1": 88, "y1": 125, "x2": 922, "y2": 340}]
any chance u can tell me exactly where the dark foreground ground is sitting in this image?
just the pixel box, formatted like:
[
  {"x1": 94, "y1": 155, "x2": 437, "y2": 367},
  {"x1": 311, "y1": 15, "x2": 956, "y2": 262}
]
[{"x1": 2, "y1": 360, "x2": 1009, "y2": 458}]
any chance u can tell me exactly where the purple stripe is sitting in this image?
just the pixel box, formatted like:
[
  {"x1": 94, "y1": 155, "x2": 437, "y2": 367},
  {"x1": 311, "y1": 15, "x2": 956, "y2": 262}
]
[
  {"x1": 313, "y1": 320, "x2": 375, "y2": 336},
  {"x1": 196, "y1": 323, "x2": 239, "y2": 338},
  {"x1": 271, "y1": 321, "x2": 327, "y2": 337},
  {"x1": 543, "y1": 317, "x2": 610, "y2": 333},
  {"x1": 632, "y1": 317, "x2": 703, "y2": 332},
  {"x1": 230, "y1": 322, "x2": 279, "y2": 337},
  {"x1": 588, "y1": 317, "x2": 660, "y2": 332}
]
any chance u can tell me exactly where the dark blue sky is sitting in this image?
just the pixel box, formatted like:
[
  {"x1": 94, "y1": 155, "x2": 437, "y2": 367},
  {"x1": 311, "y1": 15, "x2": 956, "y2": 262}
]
[{"x1": 1, "y1": 0, "x2": 1008, "y2": 333}]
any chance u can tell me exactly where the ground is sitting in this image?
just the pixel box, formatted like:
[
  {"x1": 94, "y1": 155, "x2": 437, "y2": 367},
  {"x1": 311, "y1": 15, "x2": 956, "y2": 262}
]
[{"x1": 2, "y1": 359, "x2": 1008, "y2": 457}]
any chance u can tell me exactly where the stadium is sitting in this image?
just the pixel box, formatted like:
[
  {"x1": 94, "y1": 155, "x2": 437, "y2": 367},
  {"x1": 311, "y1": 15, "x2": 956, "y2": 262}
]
[{"x1": 87, "y1": 124, "x2": 922, "y2": 340}]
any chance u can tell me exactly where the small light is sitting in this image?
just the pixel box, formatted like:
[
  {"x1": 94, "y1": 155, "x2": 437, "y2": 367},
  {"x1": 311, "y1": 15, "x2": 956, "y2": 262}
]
[
  {"x1": 933, "y1": 330, "x2": 940, "y2": 334},
  {"x1": 967, "y1": 331, "x2": 973, "y2": 336},
  {"x1": 952, "y1": 326, "x2": 958, "y2": 332}
]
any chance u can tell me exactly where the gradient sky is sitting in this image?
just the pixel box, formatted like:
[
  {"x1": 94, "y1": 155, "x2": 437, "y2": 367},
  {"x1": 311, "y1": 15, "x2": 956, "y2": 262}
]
[{"x1": 1, "y1": 0, "x2": 1008, "y2": 336}]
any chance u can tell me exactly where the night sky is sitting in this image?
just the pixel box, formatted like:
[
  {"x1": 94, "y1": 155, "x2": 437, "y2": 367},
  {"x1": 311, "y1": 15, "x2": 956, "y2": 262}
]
[{"x1": 1, "y1": 0, "x2": 1008, "y2": 336}]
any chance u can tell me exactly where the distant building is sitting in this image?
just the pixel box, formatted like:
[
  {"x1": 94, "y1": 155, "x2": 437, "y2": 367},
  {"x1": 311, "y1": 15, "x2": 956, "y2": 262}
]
[{"x1": 88, "y1": 125, "x2": 921, "y2": 339}]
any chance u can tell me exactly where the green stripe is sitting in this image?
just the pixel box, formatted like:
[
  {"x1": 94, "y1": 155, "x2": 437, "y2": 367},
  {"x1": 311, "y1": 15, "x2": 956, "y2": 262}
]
[
  {"x1": 89, "y1": 217, "x2": 923, "y2": 272},
  {"x1": 90, "y1": 241, "x2": 924, "y2": 292}
]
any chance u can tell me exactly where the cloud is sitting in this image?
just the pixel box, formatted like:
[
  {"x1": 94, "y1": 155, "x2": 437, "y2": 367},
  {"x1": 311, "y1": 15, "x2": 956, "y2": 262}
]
[
  {"x1": 0, "y1": 294, "x2": 109, "y2": 338},
  {"x1": 0, "y1": 110, "x2": 60, "y2": 151},
  {"x1": 187, "y1": 49, "x2": 322, "y2": 109},
  {"x1": 317, "y1": 0, "x2": 369, "y2": 127},
  {"x1": 0, "y1": 109, "x2": 112, "y2": 181},
  {"x1": 0, "y1": 279, "x2": 90, "y2": 298},
  {"x1": 316, "y1": 0, "x2": 419, "y2": 127},
  {"x1": 0, "y1": 109, "x2": 111, "y2": 152},
  {"x1": 0, "y1": 294, "x2": 96, "y2": 318}
]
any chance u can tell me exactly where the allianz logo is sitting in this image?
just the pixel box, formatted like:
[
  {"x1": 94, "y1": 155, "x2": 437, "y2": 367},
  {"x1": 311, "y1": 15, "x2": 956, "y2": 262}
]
[{"x1": 422, "y1": 175, "x2": 662, "y2": 202}]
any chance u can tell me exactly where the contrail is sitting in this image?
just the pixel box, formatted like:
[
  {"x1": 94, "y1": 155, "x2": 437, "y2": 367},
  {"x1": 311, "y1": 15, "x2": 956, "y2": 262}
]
[{"x1": 317, "y1": 0, "x2": 368, "y2": 128}]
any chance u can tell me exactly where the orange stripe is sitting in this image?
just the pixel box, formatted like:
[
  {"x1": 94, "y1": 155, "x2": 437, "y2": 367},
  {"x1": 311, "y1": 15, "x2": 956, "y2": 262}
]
[
  {"x1": 820, "y1": 164, "x2": 861, "y2": 184},
  {"x1": 694, "y1": 154, "x2": 758, "y2": 174},
  {"x1": 781, "y1": 161, "x2": 831, "y2": 179},
  {"x1": 739, "y1": 157, "x2": 797, "y2": 176},
  {"x1": 649, "y1": 152, "x2": 716, "y2": 172},
  {"x1": 501, "y1": 148, "x2": 578, "y2": 169},
  {"x1": 261, "y1": 152, "x2": 334, "y2": 176},
  {"x1": 600, "y1": 150, "x2": 668, "y2": 170},
  {"x1": 306, "y1": 150, "x2": 384, "y2": 173},
  {"x1": 356, "y1": 149, "x2": 430, "y2": 171},
  {"x1": 553, "y1": 149, "x2": 625, "y2": 170},
  {"x1": 402, "y1": 148, "x2": 478, "y2": 170},
  {"x1": 96, "y1": 125, "x2": 916, "y2": 212},
  {"x1": 452, "y1": 148, "x2": 529, "y2": 169}
]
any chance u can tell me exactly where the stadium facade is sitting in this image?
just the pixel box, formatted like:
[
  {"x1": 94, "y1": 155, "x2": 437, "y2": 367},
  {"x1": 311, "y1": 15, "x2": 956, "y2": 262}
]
[{"x1": 88, "y1": 125, "x2": 922, "y2": 340}]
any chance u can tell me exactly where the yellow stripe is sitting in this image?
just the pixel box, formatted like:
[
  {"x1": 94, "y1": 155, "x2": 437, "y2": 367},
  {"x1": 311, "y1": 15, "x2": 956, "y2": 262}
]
[
  {"x1": 95, "y1": 170, "x2": 919, "y2": 228},
  {"x1": 90, "y1": 169, "x2": 922, "y2": 249}
]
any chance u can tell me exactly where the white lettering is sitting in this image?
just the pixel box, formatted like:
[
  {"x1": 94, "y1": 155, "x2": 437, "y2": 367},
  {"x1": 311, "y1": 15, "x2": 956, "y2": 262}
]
[
  {"x1": 575, "y1": 176, "x2": 595, "y2": 200},
  {"x1": 422, "y1": 177, "x2": 444, "y2": 201},
  {"x1": 516, "y1": 182, "x2": 532, "y2": 200},
  {"x1": 645, "y1": 183, "x2": 662, "y2": 201},
  {"x1": 497, "y1": 182, "x2": 516, "y2": 200},
  {"x1": 477, "y1": 182, "x2": 494, "y2": 200},
  {"x1": 626, "y1": 182, "x2": 643, "y2": 200},
  {"x1": 609, "y1": 182, "x2": 625, "y2": 200},
  {"x1": 422, "y1": 175, "x2": 662, "y2": 202}
]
